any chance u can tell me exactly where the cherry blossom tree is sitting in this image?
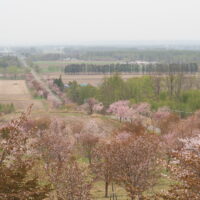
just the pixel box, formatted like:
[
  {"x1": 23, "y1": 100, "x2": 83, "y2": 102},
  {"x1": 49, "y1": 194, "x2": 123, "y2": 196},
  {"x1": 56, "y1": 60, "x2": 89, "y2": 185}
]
[
  {"x1": 153, "y1": 106, "x2": 171, "y2": 120},
  {"x1": 75, "y1": 120, "x2": 104, "y2": 164},
  {"x1": 0, "y1": 108, "x2": 50, "y2": 199},
  {"x1": 91, "y1": 140, "x2": 116, "y2": 198},
  {"x1": 107, "y1": 100, "x2": 130, "y2": 122},
  {"x1": 153, "y1": 110, "x2": 200, "y2": 200},
  {"x1": 126, "y1": 102, "x2": 151, "y2": 124},
  {"x1": 152, "y1": 107, "x2": 179, "y2": 135},
  {"x1": 37, "y1": 119, "x2": 92, "y2": 200},
  {"x1": 93, "y1": 103, "x2": 104, "y2": 113},
  {"x1": 78, "y1": 133, "x2": 99, "y2": 164},
  {"x1": 112, "y1": 132, "x2": 160, "y2": 200},
  {"x1": 26, "y1": 74, "x2": 50, "y2": 99},
  {"x1": 156, "y1": 134, "x2": 200, "y2": 200},
  {"x1": 84, "y1": 98, "x2": 104, "y2": 115},
  {"x1": 108, "y1": 101, "x2": 151, "y2": 124},
  {"x1": 51, "y1": 159, "x2": 92, "y2": 200},
  {"x1": 92, "y1": 122, "x2": 160, "y2": 199}
]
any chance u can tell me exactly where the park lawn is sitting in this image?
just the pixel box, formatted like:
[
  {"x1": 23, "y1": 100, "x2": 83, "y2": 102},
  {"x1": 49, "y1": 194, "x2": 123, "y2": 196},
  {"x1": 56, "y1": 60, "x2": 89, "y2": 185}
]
[
  {"x1": 91, "y1": 181, "x2": 128, "y2": 200},
  {"x1": 91, "y1": 175, "x2": 174, "y2": 200}
]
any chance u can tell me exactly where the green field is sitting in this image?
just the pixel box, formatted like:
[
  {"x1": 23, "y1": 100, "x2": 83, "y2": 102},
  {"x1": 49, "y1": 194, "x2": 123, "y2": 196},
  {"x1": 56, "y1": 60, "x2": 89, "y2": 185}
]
[{"x1": 34, "y1": 60, "x2": 122, "y2": 73}]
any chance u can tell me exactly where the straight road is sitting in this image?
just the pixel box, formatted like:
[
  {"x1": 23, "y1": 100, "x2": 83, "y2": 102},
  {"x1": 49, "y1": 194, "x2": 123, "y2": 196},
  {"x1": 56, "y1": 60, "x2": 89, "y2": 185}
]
[{"x1": 18, "y1": 56, "x2": 62, "y2": 104}]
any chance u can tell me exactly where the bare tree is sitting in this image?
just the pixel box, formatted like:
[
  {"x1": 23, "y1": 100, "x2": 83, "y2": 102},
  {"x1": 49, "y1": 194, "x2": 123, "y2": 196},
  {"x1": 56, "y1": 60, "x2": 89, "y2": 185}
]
[{"x1": 165, "y1": 63, "x2": 185, "y2": 98}]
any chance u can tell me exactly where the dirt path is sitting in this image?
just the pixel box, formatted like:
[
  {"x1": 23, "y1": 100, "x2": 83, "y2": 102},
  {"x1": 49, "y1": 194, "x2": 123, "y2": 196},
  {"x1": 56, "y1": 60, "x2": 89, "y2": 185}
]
[{"x1": 19, "y1": 56, "x2": 62, "y2": 104}]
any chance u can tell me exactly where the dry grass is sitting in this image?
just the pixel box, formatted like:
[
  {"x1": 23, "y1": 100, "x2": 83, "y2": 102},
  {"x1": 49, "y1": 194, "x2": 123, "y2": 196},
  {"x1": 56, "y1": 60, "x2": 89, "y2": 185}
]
[
  {"x1": 91, "y1": 181, "x2": 128, "y2": 200},
  {"x1": 0, "y1": 80, "x2": 31, "y2": 99},
  {"x1": 0, "y1": 80, "x2": 45, "y2": 111},
  {"x1": 42, "y1": 74, "x2": 144, "y2": 86}
]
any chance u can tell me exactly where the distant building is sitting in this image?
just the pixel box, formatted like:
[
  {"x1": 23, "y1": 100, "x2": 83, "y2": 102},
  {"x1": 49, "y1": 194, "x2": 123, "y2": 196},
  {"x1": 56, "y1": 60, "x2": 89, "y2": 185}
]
[
  {"x1": 129, "y1": 61, "x2": 158, "y2": 65},
  {"x1": 0, "y1": 48, "x2": 15, "y2": 57},
  {"x1": 80, "y1": 83, "x2": 88, "y2": 87},
  {"x1": 64, "y1": 84, "x2": 70, "y2": 88}
]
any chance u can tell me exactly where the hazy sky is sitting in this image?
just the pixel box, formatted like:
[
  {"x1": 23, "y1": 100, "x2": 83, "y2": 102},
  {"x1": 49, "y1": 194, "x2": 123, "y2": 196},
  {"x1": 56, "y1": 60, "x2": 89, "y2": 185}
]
[{"x1": 1, "y1": 0, "x2": 200, "y2": 45}]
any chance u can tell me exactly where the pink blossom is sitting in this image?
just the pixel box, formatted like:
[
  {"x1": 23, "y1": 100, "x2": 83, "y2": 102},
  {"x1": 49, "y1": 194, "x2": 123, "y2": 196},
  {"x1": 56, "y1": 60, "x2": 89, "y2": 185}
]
[
  {"x1": 93, "y1": 103, "x2": 104, "y2": 112},
  {"x1": 37, "y1": 90, "x2": 44, "y2": 97},
  {"x1": 116, "y1": 132, "x2": 131, "y2": 141},
  {"x1": 153, "y1": 106, "x2": 171, "y2": 120},
  {"x1": 133, "y1": 103, "x2": 151, "y2": 115},
  {"x1": 107, "y1": 100, "x2": 130, "y2": 121}
]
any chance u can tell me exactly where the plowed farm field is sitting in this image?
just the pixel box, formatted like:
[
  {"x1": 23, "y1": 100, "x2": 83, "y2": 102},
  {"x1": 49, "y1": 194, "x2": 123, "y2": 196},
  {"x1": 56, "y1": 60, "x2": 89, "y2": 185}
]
[{"x1": 0, "y1": 80, "x2": 44, "y2": 111}]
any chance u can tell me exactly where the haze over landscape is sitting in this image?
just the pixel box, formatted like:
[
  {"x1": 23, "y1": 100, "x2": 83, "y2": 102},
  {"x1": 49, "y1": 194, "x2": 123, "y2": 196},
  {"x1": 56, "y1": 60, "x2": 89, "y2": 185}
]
[{"x1": 1, "y1": 0, "x2": 200, "y2": 46}]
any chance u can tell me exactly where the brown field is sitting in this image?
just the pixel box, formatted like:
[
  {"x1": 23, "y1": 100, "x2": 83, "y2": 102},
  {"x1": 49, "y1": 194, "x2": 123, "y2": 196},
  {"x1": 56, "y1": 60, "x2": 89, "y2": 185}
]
[
  {"x1": 0, "y1": 80, "x2": 44, "y2": 111},
  {"x1": 42, "y1": 72, "x2": 200, "y2": 86},
  {"x1": 35, "y1": 60, "x2": 119, "y2": 67},
  {"x1": 42, "y1": 73, "x2": 144, "y2": 86},
  {"x1": 37, "y1": 60, "x2": 200, "y2": 86}
]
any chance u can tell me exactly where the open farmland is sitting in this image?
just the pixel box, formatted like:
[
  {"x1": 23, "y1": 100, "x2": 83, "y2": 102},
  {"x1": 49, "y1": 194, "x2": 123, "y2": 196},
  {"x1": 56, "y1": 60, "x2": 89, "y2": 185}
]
[
  {"x1": 0, "y1": 80, "x2": 45, "y2": 111},
  {"x1": 42, "y1": 73, "x2": 144, "y2": 86},
  {"x1": 34, "y1": 60, "x2": 122, "y2": 74},
  {"x1": 35, "y1": 60, "x2": 120, "y2": 67},
  {"x1": 36, "y1": 60, "x2": 200, "y2": 86},
  {"x1": 41, "y1": 72, "x2": 200, "y2": 86},
  {"x1": 35, "y1": 58, "x2": 147, "y2": 86}
]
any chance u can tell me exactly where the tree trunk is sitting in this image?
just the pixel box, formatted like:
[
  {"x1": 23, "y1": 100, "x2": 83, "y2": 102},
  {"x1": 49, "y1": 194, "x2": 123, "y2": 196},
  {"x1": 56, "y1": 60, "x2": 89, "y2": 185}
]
[
  {"x1": 105, "y1": 181, "x2": 109, "y2": 197},
  {"x1": 88, "y1": 153, "x2": 92, "y2": 165}
]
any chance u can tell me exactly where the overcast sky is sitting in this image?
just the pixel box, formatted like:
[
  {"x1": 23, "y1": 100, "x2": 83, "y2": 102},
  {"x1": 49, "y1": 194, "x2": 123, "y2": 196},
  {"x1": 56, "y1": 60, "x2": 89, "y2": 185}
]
[{"x1": 0, "y1": 0, "x2": 200, "y2": 46}]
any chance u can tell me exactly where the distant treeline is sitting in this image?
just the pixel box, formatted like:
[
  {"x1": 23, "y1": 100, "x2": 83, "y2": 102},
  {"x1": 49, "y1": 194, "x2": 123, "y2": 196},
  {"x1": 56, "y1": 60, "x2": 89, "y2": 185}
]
[
  {"x1": 0, "y1": 56, "x2": 21, "y2": 68},
  {"x1": 29, "y1": 49, "x2": 200, "y2": 63},
  {"x1": 64, "y1": 63, "x2": 198, "y2": 74},
  {"x1": 30, "y1": 53, "x2": 62, "y2": 61},
  {"x1": 0, "y1": 56, "x2": 26, "y2": 79},
  {"x1": 63, "y1": 48, "x2": 200, "y2": 63}
]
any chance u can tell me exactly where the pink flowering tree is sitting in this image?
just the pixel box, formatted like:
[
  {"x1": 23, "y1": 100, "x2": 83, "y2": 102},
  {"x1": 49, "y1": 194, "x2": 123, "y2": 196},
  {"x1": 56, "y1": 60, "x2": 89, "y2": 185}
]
[
  {"x1": 133, "y1": 102, "x2": 151, "y2": 116},
  {"x1": 161, "y1": 131, "x2": 180, "y2": 171},
  {"x1": 85, "y1": 98, "x2": 104, "y2": 115},
  {"x1": 152, "y1": 106, "x2": 179, "y2": 135},
  {"x1": 107, "y1": 100, "x2": 130, "y2": 122},
  {"x1": 108, "y1": 101, "x2": 151, "y2": 123},
  {"x1": 47, "y1": 94, "x2": 62, "y2": 108},
  {"x1": 115, "y1": 131, "x2": 132, "y2": 141},
  {"x1": 126, "y1": 103, "x2": 151, "y2": 123},
  {"x1": 37, "y1": 119, "x2": 92, "y2": 200},
  {"x1": 153, "y1": 106, "x2": 171, "y2": 120},
  {"x1": 77, "y1": 133, "x2": 99, "y2": 164},
  {"x1": 92, "y1": 125, "x2": 160, "y2": 199},
  {"x1": 156, "y1": 133, "x2": 200, "y2": 199},
  {"x1": 75, "y1": 120, "x2": 105, "y2": 164},
  {"x1": 93, "y1": 103, "x2": 104, "y2": 113}
]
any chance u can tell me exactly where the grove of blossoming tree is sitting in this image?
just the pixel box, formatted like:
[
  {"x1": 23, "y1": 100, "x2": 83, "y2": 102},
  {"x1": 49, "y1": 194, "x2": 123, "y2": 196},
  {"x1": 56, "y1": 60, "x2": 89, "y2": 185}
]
[
  {"x1": 92, "y1": 122, "x2": 160, "y2": 199},
  {"x1": 0, "y1": 108, "x2": 51, "y2": 199},
  {"x1": 107, "y1": 100, "x2": 151, "y2": 123}
]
